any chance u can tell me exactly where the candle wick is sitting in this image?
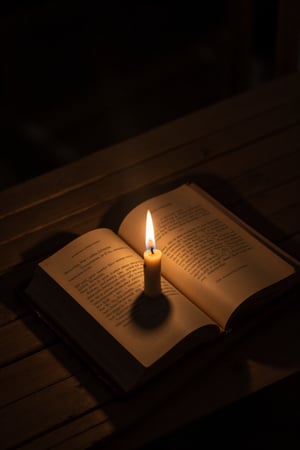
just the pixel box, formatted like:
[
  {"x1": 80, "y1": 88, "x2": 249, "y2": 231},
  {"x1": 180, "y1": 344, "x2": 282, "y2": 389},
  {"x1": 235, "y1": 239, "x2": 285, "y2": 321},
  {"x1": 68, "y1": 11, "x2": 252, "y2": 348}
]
[{"x1": 151, "y1": 247, "x2": 154, "y2": 254}]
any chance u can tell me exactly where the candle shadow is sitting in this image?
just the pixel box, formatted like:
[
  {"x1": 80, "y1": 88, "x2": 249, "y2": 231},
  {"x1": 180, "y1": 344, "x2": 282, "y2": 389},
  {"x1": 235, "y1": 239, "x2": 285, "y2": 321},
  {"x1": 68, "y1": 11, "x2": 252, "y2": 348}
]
[{"x1": 130, "y1": 292, "x2": 170, "y2": 329}]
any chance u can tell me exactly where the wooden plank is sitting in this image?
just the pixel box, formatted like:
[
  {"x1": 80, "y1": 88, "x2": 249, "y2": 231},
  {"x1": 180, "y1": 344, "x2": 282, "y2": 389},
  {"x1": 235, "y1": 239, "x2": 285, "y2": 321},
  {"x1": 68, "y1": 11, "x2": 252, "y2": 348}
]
[
  {"x1": 1, "y1": 122, "x2": 299, "y2": 275},
  {"x1": 238, "y1": 177, "x2": 300, "y2": 217},
  {"x1": 0, "y1": 74, "x2": 300, "y2": 219},
  {"x1": 212, "y1": 150, "x2": 300, "y2": 207},
  {"x1": 187, "y1": 127, "x2": 300, "y2": 197},
  {"x1": 101, "y1": 372, "x2": 300, "y2": 450},
  {"x1": 3, "y1": 123, "x2": 298, "y2": 238},
  {"x1": 0, "y1": 263, "x2": 35, "y2": 325},
  {"x1": 0, "y1": 291, "x2": 28, "y2": 326},
  {"x1": 225, "y1": 151, "x2": 300, "y2": 200},
  {"x1": 1, "y1": 101, "x2": 300, "y2": 249},
  {"x1": 269, "y1": 203, "x2": 300, "y2": 238},
  {"x1": 229, "y1": 177, "x2": 300, "y2": 238},
  {"x1": 22, "y1": 290, "x2": 300, "y2": 450},
  {"x1": 0, "y1": 315, "x2": 57, "y2": 368},
  {"x1": 0, "y1": 373, "x2": 111, "y2": 449},
  {"x1": 49, "y1": 419, "x2": 115, "y2": 450},
  {"x1": 0, "y1": 342, "x2": 83, "y2": 409},
  {"x1": 19, "y1": 411, "x2": 114, "y2": 450},
  {"x1": 5, "y1": 288, "x2": 297, "y2": 450},
  {"x1": 280, "y1": 232, "x2": 300, "y2": 256},
  {"x1": 0, "y1": 202, "x2": 113, "y2": 275},
  {"x1": 56, "y1": 292, "x2": 300, "y2": 450}
]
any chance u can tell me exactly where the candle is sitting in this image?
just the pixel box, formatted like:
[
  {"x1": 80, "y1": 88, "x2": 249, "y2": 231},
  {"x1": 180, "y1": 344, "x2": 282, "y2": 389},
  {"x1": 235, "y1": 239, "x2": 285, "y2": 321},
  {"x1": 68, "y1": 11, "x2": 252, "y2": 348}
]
[{"x1": 144, "y1": 210, "x2": 162, "y2": 297}]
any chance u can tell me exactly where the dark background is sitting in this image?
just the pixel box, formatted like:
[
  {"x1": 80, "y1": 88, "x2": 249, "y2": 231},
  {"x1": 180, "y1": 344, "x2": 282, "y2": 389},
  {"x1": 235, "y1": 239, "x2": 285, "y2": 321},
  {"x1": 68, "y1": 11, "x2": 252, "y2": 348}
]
[{"x1": 0, "y1": 0, "x2": 281, "y2": 189}]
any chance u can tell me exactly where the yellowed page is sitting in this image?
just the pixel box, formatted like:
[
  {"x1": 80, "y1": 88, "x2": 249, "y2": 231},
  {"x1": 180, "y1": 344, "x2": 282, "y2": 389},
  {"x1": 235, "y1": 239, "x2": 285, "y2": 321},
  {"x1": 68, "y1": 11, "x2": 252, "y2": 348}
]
[
  {"x1": 39, "y1": 228, "x2": 218, "y2": 367},
  {"x1": 118, "y1": 184, "x2": 295, "y2": 329}
]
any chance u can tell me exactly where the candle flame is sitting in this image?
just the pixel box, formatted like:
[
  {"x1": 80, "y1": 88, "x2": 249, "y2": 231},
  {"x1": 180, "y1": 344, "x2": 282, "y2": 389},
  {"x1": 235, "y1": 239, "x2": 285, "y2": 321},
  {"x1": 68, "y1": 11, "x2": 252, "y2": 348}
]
[{"x1": 145, "y1": 209, "x2": 156, "y2": 250}]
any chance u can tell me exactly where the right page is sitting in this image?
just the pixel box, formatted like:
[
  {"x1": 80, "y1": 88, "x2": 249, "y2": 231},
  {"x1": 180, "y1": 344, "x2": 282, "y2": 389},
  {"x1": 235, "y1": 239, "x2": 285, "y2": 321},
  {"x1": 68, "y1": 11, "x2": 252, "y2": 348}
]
[{"x1": 119, "y1": 184, "x2": 297, "y2": 329}]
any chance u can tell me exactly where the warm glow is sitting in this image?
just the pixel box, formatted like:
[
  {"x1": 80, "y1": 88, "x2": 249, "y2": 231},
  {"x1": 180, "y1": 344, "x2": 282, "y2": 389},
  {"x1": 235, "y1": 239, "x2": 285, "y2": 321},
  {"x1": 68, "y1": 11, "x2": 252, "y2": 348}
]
[{"x1": 145, "y1": 209, "x2": 156, "y2": 250}]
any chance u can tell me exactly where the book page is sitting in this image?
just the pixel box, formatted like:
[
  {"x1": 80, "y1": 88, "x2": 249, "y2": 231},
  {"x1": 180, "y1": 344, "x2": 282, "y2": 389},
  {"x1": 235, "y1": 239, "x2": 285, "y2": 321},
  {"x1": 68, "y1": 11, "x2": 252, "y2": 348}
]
[
  {"x1": 39, "y1": 228, "x2": 218, "y2": 367},
  {"x1": 118, "y1": 184, "x2": 295, "y2": 329}
]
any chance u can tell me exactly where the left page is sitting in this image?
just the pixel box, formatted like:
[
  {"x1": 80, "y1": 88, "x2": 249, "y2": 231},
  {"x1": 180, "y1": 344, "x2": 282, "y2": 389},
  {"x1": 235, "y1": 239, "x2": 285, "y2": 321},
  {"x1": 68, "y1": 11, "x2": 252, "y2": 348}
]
[{"x1": 38, "y1": 228, "x2": 219, "y2": 367}]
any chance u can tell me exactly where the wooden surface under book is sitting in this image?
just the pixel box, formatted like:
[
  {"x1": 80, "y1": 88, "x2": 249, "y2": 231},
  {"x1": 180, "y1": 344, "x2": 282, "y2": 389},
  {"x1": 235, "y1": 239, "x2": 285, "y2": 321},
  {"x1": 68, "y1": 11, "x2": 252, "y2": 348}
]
[{"x1": 1, "y1": 73, "x2": 300, "y2": 449}]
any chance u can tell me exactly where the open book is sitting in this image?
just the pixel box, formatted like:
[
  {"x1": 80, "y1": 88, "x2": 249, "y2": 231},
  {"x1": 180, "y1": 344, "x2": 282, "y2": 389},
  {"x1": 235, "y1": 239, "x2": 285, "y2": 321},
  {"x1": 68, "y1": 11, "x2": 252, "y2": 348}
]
[{"x1": 25, "y1": 183, "x2": 300, "y2": 392}]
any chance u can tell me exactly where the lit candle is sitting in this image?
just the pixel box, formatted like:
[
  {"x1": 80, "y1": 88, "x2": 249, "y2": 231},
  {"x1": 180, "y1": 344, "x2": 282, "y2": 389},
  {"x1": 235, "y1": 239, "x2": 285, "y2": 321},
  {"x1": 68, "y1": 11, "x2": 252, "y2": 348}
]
[{"x1": 144, "y1": 210, "x2": 162, "y2": 298}]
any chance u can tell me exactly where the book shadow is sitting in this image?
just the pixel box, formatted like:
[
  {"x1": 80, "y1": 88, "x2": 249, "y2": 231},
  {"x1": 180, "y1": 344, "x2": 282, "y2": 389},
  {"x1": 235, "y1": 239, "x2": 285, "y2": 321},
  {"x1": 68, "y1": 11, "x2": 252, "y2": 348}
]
[
  {"x1": 233, "y1": 284, "x2": 300, "y2": 370},
  {"x1": 3, "y1": 232, "x2": 80, "y2": 325}
]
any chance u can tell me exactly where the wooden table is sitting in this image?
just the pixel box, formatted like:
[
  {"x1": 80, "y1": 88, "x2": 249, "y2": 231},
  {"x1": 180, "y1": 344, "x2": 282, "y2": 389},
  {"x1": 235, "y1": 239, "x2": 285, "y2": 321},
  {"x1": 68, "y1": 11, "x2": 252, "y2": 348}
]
[{"x1": 1, "y1": 73, "x2": 300, "y2": 449}]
